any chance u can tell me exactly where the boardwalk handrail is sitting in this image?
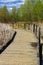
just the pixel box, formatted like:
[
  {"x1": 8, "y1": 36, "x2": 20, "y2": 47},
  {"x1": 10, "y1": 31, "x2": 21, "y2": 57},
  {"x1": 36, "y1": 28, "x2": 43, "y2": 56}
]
[
  {"x1": 32, "y1": 24, "x2": 43, "y2": 65},
  {"x1": 0, "y1": 31, "x2": 17, "y2": 54}
]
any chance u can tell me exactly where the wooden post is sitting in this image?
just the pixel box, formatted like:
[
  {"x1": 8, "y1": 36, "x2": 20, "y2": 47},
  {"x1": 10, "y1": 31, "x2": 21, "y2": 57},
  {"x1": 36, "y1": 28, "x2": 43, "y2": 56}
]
[
  {"x1": 24, "y1": 23, "x2": 26, "y2": 29},
  {"x1": 36, "y1": 25, "x2": 37, "y2": 36},
  {"x1": 38, "y1": 27, "x2": 42, "y2": 65},
  {"x1": 33, "y1": 24, "x2": 35, "y2": 33}
]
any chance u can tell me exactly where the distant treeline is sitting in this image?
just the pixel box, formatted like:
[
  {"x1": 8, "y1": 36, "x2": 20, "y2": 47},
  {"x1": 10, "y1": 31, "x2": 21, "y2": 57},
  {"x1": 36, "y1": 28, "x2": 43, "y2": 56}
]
[{"x1": 0, "y1": 0, "x2": 43, "y2": 23}]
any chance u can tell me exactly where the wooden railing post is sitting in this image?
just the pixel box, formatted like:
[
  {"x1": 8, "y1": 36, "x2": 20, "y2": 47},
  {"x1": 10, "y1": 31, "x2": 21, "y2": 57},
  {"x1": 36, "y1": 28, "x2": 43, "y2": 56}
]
[
  {"x1": 38, "y1": 27, "x2": 42, "y2": 65},
  {"x1": 33, "y1": 24, "x2": 35, "y2": 33},
  {"x1": 36, "y1": 25, "x2": 37, "y2": 36}
]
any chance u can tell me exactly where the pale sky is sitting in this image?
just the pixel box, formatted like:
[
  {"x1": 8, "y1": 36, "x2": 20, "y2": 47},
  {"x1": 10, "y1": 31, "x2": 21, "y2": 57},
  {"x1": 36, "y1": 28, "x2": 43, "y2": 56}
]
[{"x1": 0, "y1": 0, "x2": 25, "y2": 9}]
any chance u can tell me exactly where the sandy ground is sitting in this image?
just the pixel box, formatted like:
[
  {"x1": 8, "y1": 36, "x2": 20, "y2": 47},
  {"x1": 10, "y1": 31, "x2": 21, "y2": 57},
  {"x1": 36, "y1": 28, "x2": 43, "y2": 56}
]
[{"x1": 0, "y1": 29, "x2": 38, "y2": 65}]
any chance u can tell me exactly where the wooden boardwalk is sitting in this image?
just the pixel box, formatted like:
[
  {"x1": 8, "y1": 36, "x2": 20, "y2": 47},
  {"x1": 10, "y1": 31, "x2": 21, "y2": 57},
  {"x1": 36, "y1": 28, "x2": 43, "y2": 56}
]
[{"x1": 0, "y1": 29, "x2": 38, "y2": 65}]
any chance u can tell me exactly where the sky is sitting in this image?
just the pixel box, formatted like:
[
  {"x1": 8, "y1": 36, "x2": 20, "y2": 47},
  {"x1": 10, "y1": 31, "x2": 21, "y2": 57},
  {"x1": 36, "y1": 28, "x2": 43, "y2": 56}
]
[{"x1": 0, "y1": 0, "x2": 25, "y2": 10}]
